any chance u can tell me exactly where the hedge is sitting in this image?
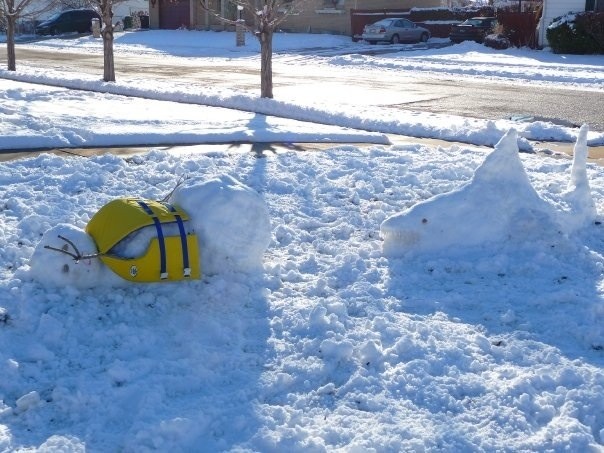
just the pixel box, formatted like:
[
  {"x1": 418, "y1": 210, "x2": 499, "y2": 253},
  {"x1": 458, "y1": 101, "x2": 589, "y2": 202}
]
[{"x1": 546, "y1": 11, "x2": 604, "y2": 54}]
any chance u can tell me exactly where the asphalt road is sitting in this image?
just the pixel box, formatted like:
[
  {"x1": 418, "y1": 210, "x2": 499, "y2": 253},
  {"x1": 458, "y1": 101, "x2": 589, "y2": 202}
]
[
  {"x1": 3, "y1": 45, "x2": 604, "y2": 132},
  {"x1": 391, "y1": 78, "x2": 603, "y2": 131}
]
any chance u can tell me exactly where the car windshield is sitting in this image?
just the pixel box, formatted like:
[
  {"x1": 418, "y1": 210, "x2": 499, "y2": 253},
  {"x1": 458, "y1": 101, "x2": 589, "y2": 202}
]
[
  {"x1": 43, "y1": 12, "x2": 62, "y2": 22},
  {"x1": 371, "y1": 19, "x2": 395, "y2": 27},
  {"x1": 463, "y1": 19, "x2": 490, "y2": 26}
]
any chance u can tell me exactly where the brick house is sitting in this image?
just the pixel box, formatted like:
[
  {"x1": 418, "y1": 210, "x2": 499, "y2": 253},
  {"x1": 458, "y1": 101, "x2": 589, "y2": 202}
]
[{"x1": 148, "y1": 0, "x2": 441, "y2": 36}]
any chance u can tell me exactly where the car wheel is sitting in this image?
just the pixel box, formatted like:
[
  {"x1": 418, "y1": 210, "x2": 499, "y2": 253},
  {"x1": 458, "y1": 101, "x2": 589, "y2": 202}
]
[
  {"x1": 420, "y1": 33, "x2": 429, "y2": 43},
  {"x1": 390, "y1": 34, "x2": 400, "y2": 44}
]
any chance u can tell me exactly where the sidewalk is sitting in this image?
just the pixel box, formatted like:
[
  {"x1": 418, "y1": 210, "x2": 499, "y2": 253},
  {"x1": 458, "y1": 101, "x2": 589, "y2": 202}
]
[
  {"x1": 531, "y1": 140, "x2": 604, "y2": 161},
  {"x1": 1, "y1": 135, "x2": 603, "y2": 163}
]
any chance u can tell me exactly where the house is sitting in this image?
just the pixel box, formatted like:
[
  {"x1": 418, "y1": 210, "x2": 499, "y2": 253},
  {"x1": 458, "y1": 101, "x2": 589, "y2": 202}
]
[
  {"x1": 148, "y1": 0, "x2": 441, "y2": 36},
  {"x1": 538, "y1": 0, "x2": 604, "y2": 46},
  {"x1": 113, "y1": 0, "x2": 149, "y2": 23}
]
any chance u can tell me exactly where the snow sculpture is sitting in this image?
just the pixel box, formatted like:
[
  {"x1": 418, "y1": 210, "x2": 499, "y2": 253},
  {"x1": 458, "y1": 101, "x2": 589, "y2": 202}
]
[
  {"x1": 29, "y1": 175, "x2": 271, "y2": 288},
  {"x1": 32, "y1": 223, "x2": 120, "y2": 288},
  {"x1": 560, "y1": 124, "x2": 597, "y2": 232},
  {"x1": 381, "y1": 126, "x2": 595, "y2": 257},
  {"x1": 169, "y1": 175, "x2": 271, "y2": 275}
]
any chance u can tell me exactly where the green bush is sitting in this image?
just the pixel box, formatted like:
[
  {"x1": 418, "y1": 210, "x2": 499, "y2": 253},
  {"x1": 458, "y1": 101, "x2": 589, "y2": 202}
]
[{"x1": 546, "y1": 12, "x2": 604, "y2": 54}]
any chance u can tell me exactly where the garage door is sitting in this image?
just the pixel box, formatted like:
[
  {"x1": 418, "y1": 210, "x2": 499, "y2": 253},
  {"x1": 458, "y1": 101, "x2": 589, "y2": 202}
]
[{"x1": 159, "y1": 0, "x2": 190, "y2": 29}]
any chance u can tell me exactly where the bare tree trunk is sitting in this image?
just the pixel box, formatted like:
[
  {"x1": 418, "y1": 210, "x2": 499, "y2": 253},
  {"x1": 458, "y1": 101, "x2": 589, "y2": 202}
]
[
  {"x1": 2, "y1": 0, "x2": 60, "y2": 71},
  {"x1": 101, "y1": 3, "x2": 115, "y2": 82},
  {"x1": 259, "y1": 29, "x2": 273, "y2": 99},
  {"x1": 102, "y1": 31, "x2": 115, "y2": 81},
  {"x1": 200, "y1": 0, "x2": 297, "y2": 99},
  {"x1": 6, "y1": 15, "x2": 16, "y2": 71}
]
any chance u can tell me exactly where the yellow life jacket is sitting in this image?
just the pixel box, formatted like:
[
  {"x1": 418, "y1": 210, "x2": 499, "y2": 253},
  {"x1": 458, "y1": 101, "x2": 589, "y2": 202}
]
[{"x1": 85, "y1": 198, "x2": 200, "y2": 283}]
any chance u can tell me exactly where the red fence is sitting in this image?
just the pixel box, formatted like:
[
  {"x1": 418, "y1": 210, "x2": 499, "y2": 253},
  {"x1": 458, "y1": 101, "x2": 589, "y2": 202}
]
[{"x1": 497, "y1": 11, "x2": 539, "y2": 48}]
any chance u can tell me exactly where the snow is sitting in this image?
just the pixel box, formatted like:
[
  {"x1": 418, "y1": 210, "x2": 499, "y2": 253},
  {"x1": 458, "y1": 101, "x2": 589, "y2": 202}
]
[
  {"x1": 170, "y1": 175, "x2": 272, "y2": 275},
  {"x1": 30, "y1": 223, "x2": 116, "y2": 289},
  {"x1": 381, "y1": 125, "x2": 598, "y2": 256},
  {"x1": 1, "y1": 31, "x2": 604, "y2": 149},
  {"x1": 381, "y1": 129, "x2": 566, "y2": 254},
  {"x1": 0, "y1": 30, "x2": 604, "y2": 451}
]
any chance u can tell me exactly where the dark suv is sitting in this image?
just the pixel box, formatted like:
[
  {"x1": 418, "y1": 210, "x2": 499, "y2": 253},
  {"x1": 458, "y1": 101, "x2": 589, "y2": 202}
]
[
  {"x1": 35, "y1": 9, "x2": 100, "y2": 35},
  {"x1": 449, "y1": 17, "x2": 498, "y2": 44}
]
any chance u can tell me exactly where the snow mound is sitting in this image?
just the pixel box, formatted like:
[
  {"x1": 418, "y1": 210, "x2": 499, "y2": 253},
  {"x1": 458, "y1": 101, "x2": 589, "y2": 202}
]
[
  {"x1": 169, "y1": 174, "x2": 271, "y2": 275},
  {"x1": 381, "y1": 127, "x2": 596, "y2": 256},
  {"x1": 30, "y1": 224, "x2": 121, "y2": 289}
]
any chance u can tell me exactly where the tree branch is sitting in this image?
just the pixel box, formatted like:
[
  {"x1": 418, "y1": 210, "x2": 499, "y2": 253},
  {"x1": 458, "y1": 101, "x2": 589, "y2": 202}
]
[{"x1": 44, "y1": 235, "x2": 101, "y2": 262}]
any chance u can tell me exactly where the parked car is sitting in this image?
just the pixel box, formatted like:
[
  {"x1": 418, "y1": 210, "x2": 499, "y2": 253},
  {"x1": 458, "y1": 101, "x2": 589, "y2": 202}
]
[
  {"x1": 449, "y1": 17, "x2": 498, "y2": 44},
  {"x1": 362, "y1": 18, "x2": 431, "y2": 45},
  {"x1": 35, "y1": 9, "x2": 100, "y2": 35}
]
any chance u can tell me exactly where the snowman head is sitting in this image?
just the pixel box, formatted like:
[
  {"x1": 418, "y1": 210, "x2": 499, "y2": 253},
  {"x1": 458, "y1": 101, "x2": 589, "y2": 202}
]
[{"x1": 30, "y1": 224, "x2": 114, "y2": 288}]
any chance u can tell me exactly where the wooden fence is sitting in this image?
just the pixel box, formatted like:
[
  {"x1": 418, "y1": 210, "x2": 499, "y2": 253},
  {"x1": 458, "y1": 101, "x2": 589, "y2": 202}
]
[{"x1": 497, "y1": 11, "x2": 540, "y2": 48}]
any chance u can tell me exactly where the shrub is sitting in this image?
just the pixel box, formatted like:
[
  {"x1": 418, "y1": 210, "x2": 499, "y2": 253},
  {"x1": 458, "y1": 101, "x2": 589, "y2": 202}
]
[
  {"x1": 579, "y1": 12, "x2": 604, "y2": 48},
  {"x1": 484, "y1": 33, "x2": 511, "y2": 49},
  {"x1": 546, "y1": 12, "x2": 604, "y2": 54}
]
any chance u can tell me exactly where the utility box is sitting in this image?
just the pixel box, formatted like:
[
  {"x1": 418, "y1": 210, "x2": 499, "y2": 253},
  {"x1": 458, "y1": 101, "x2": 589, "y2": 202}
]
[
  {"x1": 91, "y1": 18, "x2": 101, "y2": 38},
  {"x1": 236, "y1": 20, "x2": 245, "y2": 46}
]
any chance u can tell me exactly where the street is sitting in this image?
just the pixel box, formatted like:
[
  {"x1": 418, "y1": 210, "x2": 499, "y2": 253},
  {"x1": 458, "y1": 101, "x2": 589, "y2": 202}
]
[{"x1": 3, "y1": 44, "x2": 604, "y2": 132}]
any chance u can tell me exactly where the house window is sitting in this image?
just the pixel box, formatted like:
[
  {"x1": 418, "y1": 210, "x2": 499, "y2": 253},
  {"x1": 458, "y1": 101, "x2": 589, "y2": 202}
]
[{"x1": 322, "y1": 0, "x2": 343, "y2": 9}]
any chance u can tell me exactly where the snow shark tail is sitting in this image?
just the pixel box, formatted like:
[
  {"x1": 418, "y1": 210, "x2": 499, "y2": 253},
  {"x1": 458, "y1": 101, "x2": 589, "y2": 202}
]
[{"x1": 381, "y1": 126, "x2": 596, "y2": 257}]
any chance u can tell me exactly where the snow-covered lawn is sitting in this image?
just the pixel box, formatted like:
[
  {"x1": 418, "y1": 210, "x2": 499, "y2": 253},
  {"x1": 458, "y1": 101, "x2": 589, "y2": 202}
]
[{"x1": 0, "y1": 30, "x2": 603, "y2": 451}]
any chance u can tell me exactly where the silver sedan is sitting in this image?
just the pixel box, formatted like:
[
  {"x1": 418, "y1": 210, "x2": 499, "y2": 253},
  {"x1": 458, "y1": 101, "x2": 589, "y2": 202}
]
[{"x1": 362, "y1": 18, "x2": 431, "y2": 44}]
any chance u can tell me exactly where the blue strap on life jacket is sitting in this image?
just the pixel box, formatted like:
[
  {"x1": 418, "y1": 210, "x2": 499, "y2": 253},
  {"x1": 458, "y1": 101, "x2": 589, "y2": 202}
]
[
  {"x1": 161, "y1": 202, "x2": 191, "y2": 277},
  {"x1": 137, "y1": 200, "x2": 168, "y2": 279}
]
